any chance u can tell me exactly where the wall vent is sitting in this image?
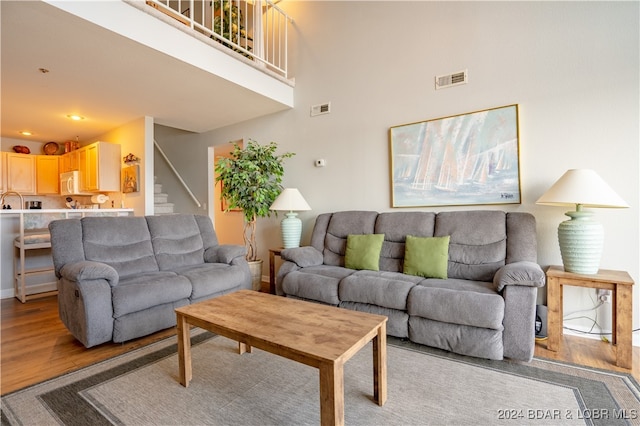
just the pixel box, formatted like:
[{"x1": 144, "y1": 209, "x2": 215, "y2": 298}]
[
  {"x1": 435, "y1": 70, "x2": 468, "y2": 90},
  {"x1": 310, "y1": 102, "x2": 331, "y2": 117}
]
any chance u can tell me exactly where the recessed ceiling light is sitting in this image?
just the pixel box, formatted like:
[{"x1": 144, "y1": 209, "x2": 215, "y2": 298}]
[
  {"x1": 19, "y1": 131, "x2": 33, "y2": 136},
  {"x1": 67, "y1": 114, "x2": 85, "y2": 121}
]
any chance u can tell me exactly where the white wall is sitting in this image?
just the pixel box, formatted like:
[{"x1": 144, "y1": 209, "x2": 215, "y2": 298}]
[
  {"x1": 199, "y1": 2, "x2": 639, "y2": 341},
  {"x1": 95, "y1": 116, "x2": 151, "y2": 216},
  {"x1": 154, "y1": 124, "x2": 210, "y2": 216}
]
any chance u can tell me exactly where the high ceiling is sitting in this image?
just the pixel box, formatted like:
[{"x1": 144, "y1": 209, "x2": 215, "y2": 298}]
[{"x1": 1, "y1": 1, "x2": 291, "y2": 145}]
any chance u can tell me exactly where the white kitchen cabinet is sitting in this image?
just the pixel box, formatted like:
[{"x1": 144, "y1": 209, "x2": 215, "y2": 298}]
[
  {"x1": 59, "y1": 150, "x2": 79, "y2": 173},
  {"x1": 1, "y1": 152, "x2": 6, "y2": 193},
  {"x1": 78, "y1": 141, "x2": 121, "y2": 192},
  {"x1": 36, "y1": 155, "x2": 60, "y2": 194},
  {"x1": 6, "y1": 153, "x2": 36, "y2": 195}
]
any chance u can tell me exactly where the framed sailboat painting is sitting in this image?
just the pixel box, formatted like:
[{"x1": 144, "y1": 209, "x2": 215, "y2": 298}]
[{"x1": 389, "y1": 104, "x2": 521, "y2": 208}]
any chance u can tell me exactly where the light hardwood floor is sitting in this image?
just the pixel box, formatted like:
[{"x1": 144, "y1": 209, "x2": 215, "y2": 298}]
[{"x1": 1, "y1": 295, "x2": 638, "y2": 395}]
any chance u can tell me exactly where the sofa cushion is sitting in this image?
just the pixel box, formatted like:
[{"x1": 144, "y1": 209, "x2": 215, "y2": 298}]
[
  {"x1": 409, "y1": 317, "x2": 504, "y2": 360},
  {"x1": 339, "y1": 301, "x2": 410, "y2": 338},
  {"x1": 435, "y1": 211, "x2": 507, "y2": 281},
  {"x1": 146, "y1": 215, "x2": 205, "y2": 271},
  {"x1": 375, "y1": 212, "x2": 436, "y2": 272},
  {"x1": 408, "y1": 279, "x2": 505, "y2": 330},
  {"x1": 339, "y1": 270, "x2": 421, "y2": 310},
  {"x1": 403, "y1": 235, "x2": 450, "y2": 279},
  {"x1": 282, "y1": 265, "x2": 355, "y2": 305},
  {"x1": 112, "y1": 271, "x2": 192, "y2": 318},
  {"x1": 506, "y1": 212, "x2": 538, "y2": 263},
  {"x1": 322, "y1": 211, "x2": 378, "y2": 266},
  {"x1": 175, "y1": 263, "x2": 246, "y2": 300},
  {"x1": 81, "y1": 216, "x2": 159, "y2": 278},
  {"x1": 113, "y1": 299, "x2": 189, "y2": 343},
  {"x1": 345, "y1": 234, "x2": 384, "y2": 271}
]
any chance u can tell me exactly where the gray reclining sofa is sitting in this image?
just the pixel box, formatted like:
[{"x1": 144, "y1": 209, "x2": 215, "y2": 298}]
[
  {"x1": 49, "y1": 214, "x2": 251, "y2": 347},
  {"x1": 276, "y1": 210, "x2": 546, "y2": 361}
]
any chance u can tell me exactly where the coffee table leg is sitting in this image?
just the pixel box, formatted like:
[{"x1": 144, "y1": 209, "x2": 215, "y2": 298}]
[
  {"x1": 319, "y1": 362, "x2": 344, "y2": 426},
  {"x1": 373, "y1": 323, "x2": 387, "y2": 405},
  {"x1": 238, "y1": 341, "x2": 253, "y2": 354},
  {"x1": 177, "y1": 313, "x2": 192, "y2": 387}
]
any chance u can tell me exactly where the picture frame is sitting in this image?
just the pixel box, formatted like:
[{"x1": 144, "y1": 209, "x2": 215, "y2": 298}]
[
  {"x1": 389, "y1": 104, "x2": 521, "y2": 208},
  {"x1": 122, "y1": 165, "x2": 139, "y2": 193}
]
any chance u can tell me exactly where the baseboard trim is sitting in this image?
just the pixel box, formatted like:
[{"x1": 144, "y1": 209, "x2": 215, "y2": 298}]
[{"x1": 0, "y1": 288, "x2": 15, "y2": 299}]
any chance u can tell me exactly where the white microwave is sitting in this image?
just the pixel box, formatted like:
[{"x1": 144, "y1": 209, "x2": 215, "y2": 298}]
[{"x1": 60, "y1": 171, "x2": 85, "y2": 195}]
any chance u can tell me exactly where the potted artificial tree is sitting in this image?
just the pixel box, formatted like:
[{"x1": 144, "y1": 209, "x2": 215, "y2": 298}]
[
  {"x1": 215, "y1": 139, "x2": 293, "y2": 290},
  {"x1": 211, "y1": 0, "x2": 253, "y2": 58}
]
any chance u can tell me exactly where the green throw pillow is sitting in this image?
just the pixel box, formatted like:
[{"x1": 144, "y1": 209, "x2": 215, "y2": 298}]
[
  {"x1": 345, "y1": 234, "x2": 385, "y2": 271},
  {"x1": 403, "y1": 235, "x2": 450, "y2": 279}
]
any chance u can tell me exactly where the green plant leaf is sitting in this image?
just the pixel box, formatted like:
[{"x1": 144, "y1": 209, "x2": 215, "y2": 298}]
[{"x1": 215, "y1": 140, "x2": 294, "y2": 261}]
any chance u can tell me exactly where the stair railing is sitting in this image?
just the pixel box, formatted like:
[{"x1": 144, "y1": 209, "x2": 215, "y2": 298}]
[
  {"x1": 143, "y1": 0, "x2": 292, "y2": 79},
  {"x1": 154, "y1": 139, "x2": 202, "y2": 208}
]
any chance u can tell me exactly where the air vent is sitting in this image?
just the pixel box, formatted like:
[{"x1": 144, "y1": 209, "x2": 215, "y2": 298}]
[
  {"x1": 310, "y1": 102, "x2": 331, "y2": 117},
  {"x1": 435, "y1": 70, "x2": 468, "y2": 90}
]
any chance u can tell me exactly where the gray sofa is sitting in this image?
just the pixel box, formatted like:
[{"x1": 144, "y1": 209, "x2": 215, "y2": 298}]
[
  {"x1": 49, "y1": 214, "x2": 251, "y2": 348},
  {"x1": 276, "y1": 210, "x2": 546, "y2": 361}
]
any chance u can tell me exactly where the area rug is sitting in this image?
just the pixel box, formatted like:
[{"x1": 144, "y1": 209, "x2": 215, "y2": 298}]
[{"x1": 2, "y1": 330, "x2": 639, "y2": 426}]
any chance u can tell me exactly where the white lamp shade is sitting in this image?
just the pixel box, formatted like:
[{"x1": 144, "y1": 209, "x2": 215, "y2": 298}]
[
  {"x1": 270, "y1": 188, "x2": 311, "y2": 212},
  {"x1": 270, "y1": 188, "x2": 311, "y2": 249},
  {"x1": 536, "y1": 169, "x2": 629, "y2": 208}
]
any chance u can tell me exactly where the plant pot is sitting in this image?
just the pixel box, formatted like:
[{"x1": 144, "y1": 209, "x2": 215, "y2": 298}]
[{"x1": 248, "y1": 259, "x2": 263, "y2": 291}]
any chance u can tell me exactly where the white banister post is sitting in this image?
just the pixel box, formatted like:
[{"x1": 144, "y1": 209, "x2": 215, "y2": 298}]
[{"x1": 253, "y1": 0, "x2": 265, "y2": 65}]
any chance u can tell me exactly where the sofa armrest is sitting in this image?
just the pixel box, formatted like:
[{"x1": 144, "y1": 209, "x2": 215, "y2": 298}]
[
  {"x1": 59, "y1": 261, "x2": 119, "y2": 287},
  {"x1": 494, "y1": 261, "x2": 545, "y2": 292},
  {"x1": 205, "y1": 244, "x2": 246, "y2": 264},
  {"x1": 281, "y1": 246, "x2": 324, "y2": 267},
  {"x1": 276, "y1": 260, "x2": 307, "y2": 296},
  {"x1": 502, "y1": 284, "x2": 538, "y2": 361}
]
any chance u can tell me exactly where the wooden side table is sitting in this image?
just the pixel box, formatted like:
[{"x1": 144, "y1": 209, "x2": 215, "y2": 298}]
[
  {"x1": 546, "y1": 265, "x2": 634, "y2": 368},
  {"x1": 268, "y1": 248, "x2": 283, "y2": 294}
]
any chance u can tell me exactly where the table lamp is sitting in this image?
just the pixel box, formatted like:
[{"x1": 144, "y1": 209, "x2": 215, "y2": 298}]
[
  {"x1": 270, "y1": 188, "x2": 311, "y2": 248},
  {"x1": 536, "y1": 169, "x2": 629, "y2": 274}
]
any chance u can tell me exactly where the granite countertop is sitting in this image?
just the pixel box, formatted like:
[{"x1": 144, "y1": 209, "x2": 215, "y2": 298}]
[{"x1": 0, "y1": 208, "x2": 134, "y2": 214}]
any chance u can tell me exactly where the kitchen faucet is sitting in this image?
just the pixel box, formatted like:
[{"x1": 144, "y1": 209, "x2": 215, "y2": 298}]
[{"x1": 0, "y1": 190, "x2": 25, "y2": 209}]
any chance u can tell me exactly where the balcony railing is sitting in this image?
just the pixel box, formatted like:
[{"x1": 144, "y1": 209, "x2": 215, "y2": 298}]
[{"x1": 145, "y1": 0, "x2": 291, "y2": 79}]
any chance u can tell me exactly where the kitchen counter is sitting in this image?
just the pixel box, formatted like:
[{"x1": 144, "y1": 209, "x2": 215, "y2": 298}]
[
  {"x1": 1, "y1": 208, "x2": 134, "y2": 232},
  {"x1": 0, "y1": 208, "x2": 134, "y2": 214}
]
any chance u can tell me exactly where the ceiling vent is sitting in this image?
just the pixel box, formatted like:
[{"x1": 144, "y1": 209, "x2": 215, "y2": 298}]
[{"x1": 435, "y1": 69, "x2": 468, "y2": 90}]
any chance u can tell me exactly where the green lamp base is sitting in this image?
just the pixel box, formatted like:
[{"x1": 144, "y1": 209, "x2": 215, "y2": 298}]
[
  {"x1": 281, "y1": 212, "x2": 302, "y2": 249},
  {"x1": 557, "y1": 210, "x2": 603, "y2": 275}
]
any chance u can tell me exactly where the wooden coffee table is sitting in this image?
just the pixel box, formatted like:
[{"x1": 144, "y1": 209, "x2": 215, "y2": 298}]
[{"x1": 175, "y1": 290, "x2": 387, "y2": 426}]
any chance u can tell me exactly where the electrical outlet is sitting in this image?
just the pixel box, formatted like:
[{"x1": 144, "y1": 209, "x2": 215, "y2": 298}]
[{"x1": 597, "y1": 289, "x2": 611, "y2": 303}]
